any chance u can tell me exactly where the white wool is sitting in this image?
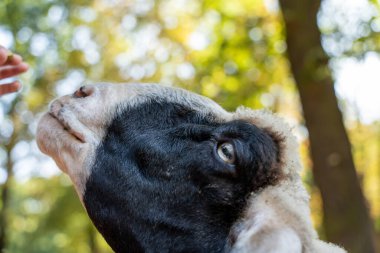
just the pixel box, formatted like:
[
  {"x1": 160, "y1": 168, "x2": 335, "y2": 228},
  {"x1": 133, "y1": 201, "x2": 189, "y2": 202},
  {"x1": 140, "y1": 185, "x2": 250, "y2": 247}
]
[
  {"x1": 233, "y1": 107, "x2": 301, "y2": 176},
  {"x1": 231, "y1": 107, "x2": 346, "y2": 253}
]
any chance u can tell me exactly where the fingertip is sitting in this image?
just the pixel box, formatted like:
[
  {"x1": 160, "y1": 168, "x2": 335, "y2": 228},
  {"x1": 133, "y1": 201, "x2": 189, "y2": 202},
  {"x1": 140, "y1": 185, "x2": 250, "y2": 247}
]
[
  {"x1": 13, "y1": 80, "x2": 22, "y2": 90},
  {"x1": 10, "y1": 54, "x2": 23, "y2": 65},
  {"x1": 20, "y1": 62, "x2": 29, "y2": 72},
  {"x1": 0, "y1": 81, "x2": 22, "y2": 96},
  {"x1": 0, "y1": 64, "x2": 29, "y2": 79}
]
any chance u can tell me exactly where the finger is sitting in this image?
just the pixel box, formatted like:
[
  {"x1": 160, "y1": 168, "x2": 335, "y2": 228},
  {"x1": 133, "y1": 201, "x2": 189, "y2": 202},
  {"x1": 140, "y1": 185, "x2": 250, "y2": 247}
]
[
  {"x1": 6, "y1": 53, "x2": 23, "y2": 65},
  {"x1": 0, "y1": 47, "x2": 8, "y2": 65},
  {"x1": 0, "y1": 81, "x2": 21, "y2": 96},
  {"x1": 0, "y1": 63, "x2": 29, "y2": 79},
  {"x1": 0, "y1": 48, "x2": 24, "y2": 66}
]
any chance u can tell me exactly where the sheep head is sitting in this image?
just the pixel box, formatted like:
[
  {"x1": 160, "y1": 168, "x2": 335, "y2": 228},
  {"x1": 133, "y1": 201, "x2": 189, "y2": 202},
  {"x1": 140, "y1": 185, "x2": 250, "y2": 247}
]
[{"x1": 36, "y1": 83, "x2": 345, "y2": 253}]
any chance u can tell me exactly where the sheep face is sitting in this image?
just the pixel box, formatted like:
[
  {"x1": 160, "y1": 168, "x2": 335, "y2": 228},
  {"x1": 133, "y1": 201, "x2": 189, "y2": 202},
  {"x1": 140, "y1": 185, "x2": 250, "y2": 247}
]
[{"x1": 37, "y1": 83, "x2": 282, "y2": 252}]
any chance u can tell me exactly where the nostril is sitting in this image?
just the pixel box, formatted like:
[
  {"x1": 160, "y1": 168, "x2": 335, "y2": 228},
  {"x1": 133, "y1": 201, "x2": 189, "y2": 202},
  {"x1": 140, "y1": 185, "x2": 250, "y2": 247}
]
[{"x1": 73, "y1": 86, "x2": 94, "y2": 98}]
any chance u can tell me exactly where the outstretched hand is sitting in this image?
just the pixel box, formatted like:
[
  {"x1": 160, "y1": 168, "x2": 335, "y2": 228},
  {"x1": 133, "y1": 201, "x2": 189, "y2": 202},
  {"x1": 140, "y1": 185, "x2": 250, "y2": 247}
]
[{"x1": 0, "y1": 46, "x2": 29, "y2": 96}]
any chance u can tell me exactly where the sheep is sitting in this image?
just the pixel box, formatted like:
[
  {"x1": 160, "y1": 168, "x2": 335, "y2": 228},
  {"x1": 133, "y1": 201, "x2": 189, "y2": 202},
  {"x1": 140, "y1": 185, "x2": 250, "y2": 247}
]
[{"x1": 36, "y1": 83, "x2": 346, "y2": 253}]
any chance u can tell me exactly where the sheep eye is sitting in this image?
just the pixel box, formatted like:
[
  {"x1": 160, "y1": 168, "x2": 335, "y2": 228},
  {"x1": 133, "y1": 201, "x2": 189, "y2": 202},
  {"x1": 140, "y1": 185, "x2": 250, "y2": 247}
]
[{"x1": 217, "y1": 142, "x2": 235, "y2": 164}]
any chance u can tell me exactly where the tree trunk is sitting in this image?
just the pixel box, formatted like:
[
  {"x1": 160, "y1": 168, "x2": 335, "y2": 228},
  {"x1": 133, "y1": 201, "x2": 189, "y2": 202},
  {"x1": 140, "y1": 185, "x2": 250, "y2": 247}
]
[{"x1": 278, "y1": 1, "x2": 376, "y2": 252}]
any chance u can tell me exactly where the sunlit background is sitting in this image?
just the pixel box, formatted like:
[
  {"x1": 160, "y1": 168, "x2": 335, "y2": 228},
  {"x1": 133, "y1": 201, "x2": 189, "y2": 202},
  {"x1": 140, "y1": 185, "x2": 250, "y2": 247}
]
[{"x1": 0, "y1": 0, "x2": 380, "y2": 252}]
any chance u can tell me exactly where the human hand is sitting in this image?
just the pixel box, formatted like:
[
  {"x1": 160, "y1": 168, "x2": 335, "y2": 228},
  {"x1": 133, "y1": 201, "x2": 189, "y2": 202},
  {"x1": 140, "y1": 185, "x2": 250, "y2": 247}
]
[{"x1": 0, "y1": 46, "x2": 29, "y2": 96}]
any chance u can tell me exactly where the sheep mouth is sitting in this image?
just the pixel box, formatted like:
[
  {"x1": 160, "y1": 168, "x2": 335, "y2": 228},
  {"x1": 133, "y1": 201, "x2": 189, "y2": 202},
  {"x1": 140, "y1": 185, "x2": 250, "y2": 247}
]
[{"x1": 48, "y1": 112, "x2": 85, "y2": 143}]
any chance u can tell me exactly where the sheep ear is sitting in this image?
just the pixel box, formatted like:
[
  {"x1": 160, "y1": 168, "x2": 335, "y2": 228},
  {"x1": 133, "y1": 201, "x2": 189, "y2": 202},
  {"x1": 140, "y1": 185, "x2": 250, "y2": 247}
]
[
  {"x1": 229, "y1": 108, "x2": 325, "y2": 253},
  {"x1": 230, "y1": 224, "x2": 302, "y2": 253}
]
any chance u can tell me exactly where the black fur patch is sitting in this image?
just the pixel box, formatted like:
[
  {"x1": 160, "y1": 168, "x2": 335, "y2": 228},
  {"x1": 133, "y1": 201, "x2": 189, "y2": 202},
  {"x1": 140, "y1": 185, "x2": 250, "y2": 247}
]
[{"x1": 83, "y1": 101, "x2": 280, "y2": 253}]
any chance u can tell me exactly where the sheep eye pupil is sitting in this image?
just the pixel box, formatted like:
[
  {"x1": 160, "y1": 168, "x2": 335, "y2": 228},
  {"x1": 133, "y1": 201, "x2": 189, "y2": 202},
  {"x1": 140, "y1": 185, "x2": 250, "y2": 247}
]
[{"x1": 217, "y1": 143, "x2": 235, "y2": 164}]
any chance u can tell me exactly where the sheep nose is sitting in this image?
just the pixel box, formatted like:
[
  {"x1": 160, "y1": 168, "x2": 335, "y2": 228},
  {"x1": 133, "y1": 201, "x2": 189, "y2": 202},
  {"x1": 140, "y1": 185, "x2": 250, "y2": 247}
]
[{"x1": 73, "y1": 85, "x2": 94, "y2": 98}]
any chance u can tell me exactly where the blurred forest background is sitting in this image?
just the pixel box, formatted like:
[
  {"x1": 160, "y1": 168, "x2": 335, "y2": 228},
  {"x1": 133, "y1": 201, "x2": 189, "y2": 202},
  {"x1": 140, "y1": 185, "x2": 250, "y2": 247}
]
[{"x1": 0, "y1": 0, "x2": 380, "y2": 252}]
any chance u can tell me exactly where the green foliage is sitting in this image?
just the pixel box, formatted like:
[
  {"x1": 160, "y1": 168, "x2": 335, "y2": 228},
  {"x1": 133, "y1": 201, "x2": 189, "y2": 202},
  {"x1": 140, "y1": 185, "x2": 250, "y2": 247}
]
[
  {"x1": 0, "y1": 0, "x2": 379, "y2": 252},
  {"x1": 6, "y1": 176, "x2": 111, "y2": 253}
]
